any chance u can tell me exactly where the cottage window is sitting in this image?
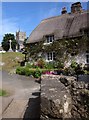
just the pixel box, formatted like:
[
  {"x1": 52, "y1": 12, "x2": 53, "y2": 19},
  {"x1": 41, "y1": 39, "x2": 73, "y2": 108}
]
[
  {"x1": 47, "y1": 52, "x2": 56, "y2": 61},
  {"x1": 46, "y1": 35, "x2": 54, "y2": 43}
]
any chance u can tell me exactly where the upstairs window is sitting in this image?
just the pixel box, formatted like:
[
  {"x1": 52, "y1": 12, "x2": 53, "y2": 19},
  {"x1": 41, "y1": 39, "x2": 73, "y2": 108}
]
[{"x1": 46, "y1": 35, "x2": 54, "y2": 43}]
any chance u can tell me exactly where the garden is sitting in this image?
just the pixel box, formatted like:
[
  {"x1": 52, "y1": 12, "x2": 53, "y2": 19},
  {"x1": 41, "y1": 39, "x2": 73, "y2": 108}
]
[
  {"x1": 16, "y1": 58, "x2": 89, "y2": 78},
  {"x1": 16, "y1": 35, "x2": 89, "y2": 78}
]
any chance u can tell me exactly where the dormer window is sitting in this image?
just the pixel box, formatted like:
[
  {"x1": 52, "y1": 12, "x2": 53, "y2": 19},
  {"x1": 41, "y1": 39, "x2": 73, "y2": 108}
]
[{"x1": 46, "y1": 35, "x2": 54, "y2": 43}]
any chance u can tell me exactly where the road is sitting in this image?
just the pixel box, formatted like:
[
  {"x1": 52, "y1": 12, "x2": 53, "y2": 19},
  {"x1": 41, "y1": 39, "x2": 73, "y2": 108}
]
[{"x1": 0, "y1": 71, "x2": 40, "y2": 119}]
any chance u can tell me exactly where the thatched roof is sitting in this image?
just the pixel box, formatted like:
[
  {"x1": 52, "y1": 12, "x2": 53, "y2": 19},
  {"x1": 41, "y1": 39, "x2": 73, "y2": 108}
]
[{"x1": 27, "y1": 11, "x2": 89, "y2": 44}]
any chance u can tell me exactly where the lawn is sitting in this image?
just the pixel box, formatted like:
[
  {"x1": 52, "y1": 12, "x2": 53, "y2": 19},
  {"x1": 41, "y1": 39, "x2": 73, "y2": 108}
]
[{"x1": 0, "y1": 52, "x2": 25, "y2": 72}]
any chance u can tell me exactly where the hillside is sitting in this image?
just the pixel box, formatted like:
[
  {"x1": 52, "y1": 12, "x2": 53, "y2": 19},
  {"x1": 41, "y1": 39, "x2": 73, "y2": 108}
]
[{"x1": 0, "y1": 52, "x2": 25, "y2": 72}]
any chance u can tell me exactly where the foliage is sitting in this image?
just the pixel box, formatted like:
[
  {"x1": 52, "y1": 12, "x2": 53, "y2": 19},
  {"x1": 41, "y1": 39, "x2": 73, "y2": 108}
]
[
  {"x1": 16, "y1": 66, "x2": 57, "y2": 78},
  {"x1": 2, "y1": 33, "x2": 17, "y2": 51},
  {"x1": 45, "y1": 62, "x2": 54, "y2": 69},
  {"x1": 71, "y1": 61, "x2": 78, "y2": 69},
  {"x1": 25, "y1": 58, "x2": 64, "y2": 71},
  {"x1": 37, "y1": 59, "x2": 46, "y2": 68},
  {"x1": 84, "y1": 70, "x2": 89, "y2": 75},
  {"x1": 16, "y1": 67, "x2": 42, "y2": 78},
  {"x1": 44, "y1": 61, "x2": 64, "y2": 69},
  {"x1": 33, "y1": 69, "x2": 42, "y2": 78},
  {"x1": 26, "y1": 63, "x2": 34, "y2": 68},
  {"x1": 75, "y1": 64, "x2": 84, "y2": 75},
  {"x1": 55, "y1": 61, "x2": 64, "y2": 69},
  {"x1": 63, "y1": 67, "x2": 75, "y2": 76},
  {"x1": 28, "y1": 35, "x2": 88, "y2": 63},
  {"x1": 64, "y1": 61, "x2": 85, "y2": 76},
  {"x1": 16, "y1": 66, "x2": 28, "y2": 75},
  {"x1": 29, "y1": 41, "x2": 44, "y2": 60}
]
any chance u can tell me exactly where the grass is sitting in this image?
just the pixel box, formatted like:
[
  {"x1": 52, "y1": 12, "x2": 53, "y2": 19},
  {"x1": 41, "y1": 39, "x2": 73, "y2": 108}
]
[
  {"x1": 0, "y1": 89, "x2": 9, "y2": 97},
  {"x1": 0, "y1": 52, "x2": 25, "y2": 72}
]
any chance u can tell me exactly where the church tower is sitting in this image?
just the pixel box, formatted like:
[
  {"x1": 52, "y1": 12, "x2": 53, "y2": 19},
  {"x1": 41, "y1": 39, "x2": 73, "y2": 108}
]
[{"x1": 16, "y1": 30, "x2": 26, "y2": 51}]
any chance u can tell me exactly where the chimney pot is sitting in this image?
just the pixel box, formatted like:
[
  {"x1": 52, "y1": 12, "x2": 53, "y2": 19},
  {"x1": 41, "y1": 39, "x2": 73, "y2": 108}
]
[{"x1": 61, "y1": 7, "x2": 67, "y2": 14}]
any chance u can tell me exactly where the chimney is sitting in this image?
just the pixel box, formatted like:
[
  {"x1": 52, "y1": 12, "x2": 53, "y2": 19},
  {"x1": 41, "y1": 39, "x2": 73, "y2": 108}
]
[
  {"x1": 71, "y1": 2, "x2": 83, "y2": 13},
  {"x1": 61, "y1": 7, "x2": 67, "y2": 14}
]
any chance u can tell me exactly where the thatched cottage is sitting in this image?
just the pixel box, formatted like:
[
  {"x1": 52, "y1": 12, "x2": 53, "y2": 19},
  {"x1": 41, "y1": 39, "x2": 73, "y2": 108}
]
[{"x1": 27, "y1": 2, "x2": 89, "y2": 67}]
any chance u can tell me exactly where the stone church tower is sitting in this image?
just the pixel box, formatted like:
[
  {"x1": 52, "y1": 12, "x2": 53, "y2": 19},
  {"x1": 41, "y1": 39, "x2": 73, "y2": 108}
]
[{"x1": 16, "y1": 30, "x2": 26, "y2": 51}]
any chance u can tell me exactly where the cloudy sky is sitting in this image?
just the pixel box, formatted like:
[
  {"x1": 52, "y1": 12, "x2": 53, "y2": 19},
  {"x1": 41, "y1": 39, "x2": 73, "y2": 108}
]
[{"x1": 0, "y1": 1, "x2": 88, "y2": 43}]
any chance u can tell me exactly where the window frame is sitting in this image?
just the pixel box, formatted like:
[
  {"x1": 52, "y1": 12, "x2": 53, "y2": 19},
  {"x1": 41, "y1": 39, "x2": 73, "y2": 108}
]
[
  {"x1": 46, "y1": 52, "x2": 56, "y2": 61},
  {"x1": 46, "y1": 35, "x2": 54, "y2": 43}
]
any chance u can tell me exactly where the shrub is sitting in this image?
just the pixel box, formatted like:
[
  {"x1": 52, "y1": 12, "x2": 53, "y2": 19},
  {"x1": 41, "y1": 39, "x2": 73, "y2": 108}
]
[
  {"x1": 63, "y1": 67, "x2": 76, "y2": 76},
  {"x1": 75, "y1": 64, "x2": 84, "y2": 75},
  {"x1": 16, "y1": 67, "x2": 25, "y2": 75},
  {"x1": 56, "y1": 61, "x2": 64, "y2": 69},
  {"x1": 63, "y1": 67, "x2": 70, "y2": 75},
  {"x1": 45, "y1": 62, "x2": 54, "y2": 69},
  {"x1": 33, "y1": 69, "x2": 42, "y2": 78},
  {"x1": 25, "y1": 67, "x2": 31, "y2": 76},
  {"x1": 71, "y1": 61, "x2": 78, "y2": 69},
  {"x1": 26, "y1": 63, "x2": 33, "y2": 68},
  {"x1": 16, "y1": 67, "x2": 42, "y2": 78},
  {"x1": 37, "y1": 59, "x2": 46, "y2": 68}
]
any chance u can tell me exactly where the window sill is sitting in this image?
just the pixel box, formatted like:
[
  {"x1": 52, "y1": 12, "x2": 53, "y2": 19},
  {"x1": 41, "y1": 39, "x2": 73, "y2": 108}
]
[
  {"x1": 46, "y1": 59, "x2": 53, "y2": 62},
  {"x1": 43, "y1": 42, "x2": 53, "y2": 45}
]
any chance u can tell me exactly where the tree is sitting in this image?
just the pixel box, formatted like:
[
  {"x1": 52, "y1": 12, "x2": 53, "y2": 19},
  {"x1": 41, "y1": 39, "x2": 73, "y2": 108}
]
[{"x1": 2, "y1": 33, "x2": 17, "y2": 51}]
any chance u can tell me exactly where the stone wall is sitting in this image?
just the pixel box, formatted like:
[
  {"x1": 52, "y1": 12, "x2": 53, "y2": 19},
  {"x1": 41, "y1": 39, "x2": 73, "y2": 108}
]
[
  {"x1": 70, "y1": 79, "x2": 89, "y2": 119},
  {"x1": 40, "y1": 74, "x2": 89, "y2": 119}
]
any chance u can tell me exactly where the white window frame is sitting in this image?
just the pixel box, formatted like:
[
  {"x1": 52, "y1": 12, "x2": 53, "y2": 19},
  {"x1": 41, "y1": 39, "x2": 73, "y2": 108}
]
[
  {"x1": 44, "y1": 35, "x2": 54, "y2": 45},
  {"x1": 46, "y1": 52, "x2": 56, "y2": 62}
]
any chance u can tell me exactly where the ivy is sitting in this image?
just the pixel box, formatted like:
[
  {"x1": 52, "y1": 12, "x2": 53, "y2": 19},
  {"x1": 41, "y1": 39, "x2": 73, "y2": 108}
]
[{"x1": 28, "y1": 35, "x2": 88, "y2": 61}]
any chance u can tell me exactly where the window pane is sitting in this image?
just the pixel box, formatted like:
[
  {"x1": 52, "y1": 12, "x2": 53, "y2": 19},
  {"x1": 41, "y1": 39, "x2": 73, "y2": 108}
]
[
  {"x1": 46, "y1": 35, "x2": 54, "y2": 43},
  {"x1": 50, "y1": 36, "x2": 52, "y2": 42},
  {"x1": 50, "y1": 52, "x2": 52, "y2": 60},
  {"x1": 47, "y1": 36, "x2": 49, "y2": 43},
  {"x1": 53, "y1": 52, "x2": 56, "y2": 60},
  {"x1": 47, "y1": 53, "x2": 50, "y2": 60},
  {"x1": 47, "y1": 52, "x2": 53, "y2": 60}
]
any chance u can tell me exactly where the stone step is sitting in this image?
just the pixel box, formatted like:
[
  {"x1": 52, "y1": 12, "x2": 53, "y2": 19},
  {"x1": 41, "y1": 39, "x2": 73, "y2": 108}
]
[{"x1": 2, "y1": 99, "x2": 28, "y2": 118}]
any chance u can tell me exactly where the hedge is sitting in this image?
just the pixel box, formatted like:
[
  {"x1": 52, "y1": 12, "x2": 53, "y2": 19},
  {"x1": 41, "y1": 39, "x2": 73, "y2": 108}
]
[{"x1": 16, "y1": 67, "x2": 50, "y2": 78}]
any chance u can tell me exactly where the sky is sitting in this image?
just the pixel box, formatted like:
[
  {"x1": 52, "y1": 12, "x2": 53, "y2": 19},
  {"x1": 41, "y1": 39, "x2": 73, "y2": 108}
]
[{"x1": 0, "y1": 2, "x2": 88, "y2": 43}]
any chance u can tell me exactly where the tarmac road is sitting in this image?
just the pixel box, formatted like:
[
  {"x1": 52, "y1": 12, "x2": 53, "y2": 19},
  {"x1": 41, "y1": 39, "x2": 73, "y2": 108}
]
[
  {"x1": 0, "y1": 70, "x2": 40, "y2": 119},
  {"x1": 1, "y1": 70, "x2": 40, "y2": 99}
]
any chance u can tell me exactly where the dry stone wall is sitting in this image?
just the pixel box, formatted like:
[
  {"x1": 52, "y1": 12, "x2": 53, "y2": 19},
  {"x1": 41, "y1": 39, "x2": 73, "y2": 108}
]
[
  {"x1": 41, "y1": 75, "x2": 72, "y2": 120},
  {"x1": 40, "y1": 74, "x2": 89, "y2": 120}
]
